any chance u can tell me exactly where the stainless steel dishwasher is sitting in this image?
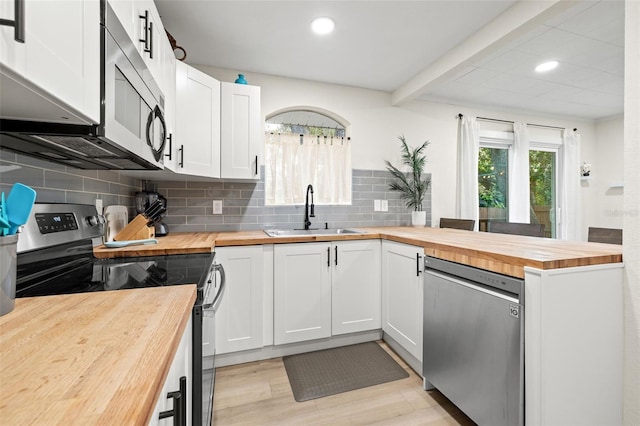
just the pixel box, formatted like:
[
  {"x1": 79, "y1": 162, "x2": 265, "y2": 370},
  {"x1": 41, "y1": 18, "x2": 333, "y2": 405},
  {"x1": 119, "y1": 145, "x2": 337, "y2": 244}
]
[{"x1": 422, "y1": 256, "x2": 524, "y2": 426}]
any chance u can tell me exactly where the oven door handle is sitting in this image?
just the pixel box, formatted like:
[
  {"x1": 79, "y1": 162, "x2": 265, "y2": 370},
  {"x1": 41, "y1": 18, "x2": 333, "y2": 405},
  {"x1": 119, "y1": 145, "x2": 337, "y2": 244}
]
[{"x1": 204, "y1": 263, "x2": 225, "y2": 312}]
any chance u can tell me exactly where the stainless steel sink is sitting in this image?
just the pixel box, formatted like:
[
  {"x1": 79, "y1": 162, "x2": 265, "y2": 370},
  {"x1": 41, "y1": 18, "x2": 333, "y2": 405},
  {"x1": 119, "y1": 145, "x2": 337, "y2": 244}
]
[{"x1": 263, "y1": 228, "x2": 365, "y2": 237}]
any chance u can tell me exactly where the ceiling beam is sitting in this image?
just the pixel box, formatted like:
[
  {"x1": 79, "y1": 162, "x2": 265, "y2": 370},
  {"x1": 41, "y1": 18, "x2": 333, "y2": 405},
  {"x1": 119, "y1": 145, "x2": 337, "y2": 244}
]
[{"x1": 391, "y1": 0, "x2": 579, "y2": 106}]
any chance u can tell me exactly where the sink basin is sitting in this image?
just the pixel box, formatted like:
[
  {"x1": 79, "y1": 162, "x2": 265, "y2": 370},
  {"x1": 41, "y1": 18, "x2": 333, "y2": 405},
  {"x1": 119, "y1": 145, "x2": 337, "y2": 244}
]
[{"x1": 263, "y1": 228, "x2": 365, "y2": 237}]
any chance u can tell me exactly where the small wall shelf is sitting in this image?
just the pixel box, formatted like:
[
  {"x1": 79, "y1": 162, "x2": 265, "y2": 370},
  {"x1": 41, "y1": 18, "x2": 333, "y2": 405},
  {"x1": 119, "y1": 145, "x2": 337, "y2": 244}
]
[
  {"x1": 580, "y1": 176, "x2": 592, "y2": 181},
  {"x1": 609, "y1": 182, "x2": 624, "y2": 188}
]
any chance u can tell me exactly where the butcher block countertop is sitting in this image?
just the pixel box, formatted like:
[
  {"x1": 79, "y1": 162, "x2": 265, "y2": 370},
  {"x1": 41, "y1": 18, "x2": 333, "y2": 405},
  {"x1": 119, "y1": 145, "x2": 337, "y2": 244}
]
[
  {"x1": 0, "y1": 285, "x2": 196, "y2": 425},
  {"x1": 94, "y1": 227, "x2": 622, "y2": 279}
]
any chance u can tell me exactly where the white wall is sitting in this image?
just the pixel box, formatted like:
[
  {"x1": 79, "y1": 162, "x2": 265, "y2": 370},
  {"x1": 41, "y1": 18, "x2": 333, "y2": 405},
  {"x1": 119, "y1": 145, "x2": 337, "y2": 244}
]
[
  {"x1": 196, "y1": 65, "x2": 598, "y2": 233},
  {"x1": 591, "y1": 116, "x2": 625, "y2": 229},
  {"x1": 623, "y1": 1, "x2": 640, "y2": 423}
]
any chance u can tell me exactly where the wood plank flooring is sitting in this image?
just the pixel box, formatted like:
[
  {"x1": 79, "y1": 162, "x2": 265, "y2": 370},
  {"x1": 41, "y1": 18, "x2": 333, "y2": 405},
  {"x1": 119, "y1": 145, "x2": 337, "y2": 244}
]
[{"x1": 213, "y1": 341, "x2": 475, "y2": 425}]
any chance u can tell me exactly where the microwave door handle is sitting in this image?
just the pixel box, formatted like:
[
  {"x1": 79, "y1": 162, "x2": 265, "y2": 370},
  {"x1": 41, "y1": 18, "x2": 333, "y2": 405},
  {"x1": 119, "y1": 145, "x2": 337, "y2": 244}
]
[{"x1": 146, "y1": 105, "x2": 167, "y2": 162}]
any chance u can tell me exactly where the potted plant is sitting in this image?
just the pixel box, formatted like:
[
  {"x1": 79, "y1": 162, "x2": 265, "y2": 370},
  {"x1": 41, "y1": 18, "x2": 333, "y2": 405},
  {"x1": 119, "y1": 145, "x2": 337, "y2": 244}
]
[{"x1": 385, "y1": 135, "x2": 431, "y2": 226}]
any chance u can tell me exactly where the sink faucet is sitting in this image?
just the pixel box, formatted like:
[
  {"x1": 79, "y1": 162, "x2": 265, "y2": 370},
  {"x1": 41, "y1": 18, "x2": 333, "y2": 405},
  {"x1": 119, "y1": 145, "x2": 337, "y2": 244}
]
[{"x1": 304, "y1": 184, "x2": 315, "y2": 230}]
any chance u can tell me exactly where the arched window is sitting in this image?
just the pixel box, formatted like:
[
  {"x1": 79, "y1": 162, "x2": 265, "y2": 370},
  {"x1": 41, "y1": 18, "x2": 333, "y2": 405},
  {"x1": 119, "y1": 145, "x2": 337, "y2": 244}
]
[{"x1": 264, "y1": 108, "x2": 351, "y2": 206}]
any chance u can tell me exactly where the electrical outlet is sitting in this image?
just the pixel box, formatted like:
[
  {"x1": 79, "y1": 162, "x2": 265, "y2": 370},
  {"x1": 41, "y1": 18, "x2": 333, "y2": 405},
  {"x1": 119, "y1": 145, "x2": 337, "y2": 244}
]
[
  {"x1": 381, "y1": 200, "x2": 388, "y2": 212},
  {"x1": 95, "y1": 198, "x2": 103, "y2": 215},
  {"x1": 374, "y1": 200, "x2": 381, "y2": 212},
  {"x1": 212, "y1": 200, "x2": 223, "y2": 214}
]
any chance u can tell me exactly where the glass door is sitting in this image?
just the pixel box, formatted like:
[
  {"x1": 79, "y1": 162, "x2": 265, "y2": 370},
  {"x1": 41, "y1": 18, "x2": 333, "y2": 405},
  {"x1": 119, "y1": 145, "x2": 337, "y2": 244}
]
[{"x1": 529, "y1": 149, "x2": 557, "y2": 238}]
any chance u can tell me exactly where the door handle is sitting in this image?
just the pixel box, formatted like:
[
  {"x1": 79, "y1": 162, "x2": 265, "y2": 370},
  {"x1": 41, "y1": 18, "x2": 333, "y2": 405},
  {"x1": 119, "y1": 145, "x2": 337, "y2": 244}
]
[
  {"x1": 327, "y1": 246, "x2": 330, "y2": 267},
  {"x1": 255, "y1": 155, "x2": 258, "y2": 175},
  {"x1": 179, "y1": 145, "x2": 184, "y2": 168},
  {"x1": 335, "y1": 245, "x2": 338, "y2": 266},
  {"x1": 139, "y1": 10, "x2": 152, "y2": 58},
  {"x1": 165, "y1": 134, "x2": 172, "y2": 160},
  {"x1": 416, "y1": 253, "x2": 422, "y2": 277},
  {"x1": 0, "y1": 0, "x2": 25, "y2": 42},
  {"x1": 145, "y1": 105, "x2": 166, "y2": 162},
  {"x1": 158, "y1": 376, "x2": 186, "y2": 426}
]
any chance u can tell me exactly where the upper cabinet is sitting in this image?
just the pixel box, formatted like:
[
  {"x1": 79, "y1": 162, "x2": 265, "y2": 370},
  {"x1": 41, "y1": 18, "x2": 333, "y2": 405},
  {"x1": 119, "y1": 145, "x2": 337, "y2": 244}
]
[
  {"x1": 172, "y1": 61, "x2": 221, "y2": 178},
  {"x1": 0, "y1": 0, "x2": 100, "y2": 124},
  {"x1": 170, "y1": 63, "x2": 262, "y2": 180},
  {"x1": 221, "y1": 82, "x2": 261, "y2": 180}
]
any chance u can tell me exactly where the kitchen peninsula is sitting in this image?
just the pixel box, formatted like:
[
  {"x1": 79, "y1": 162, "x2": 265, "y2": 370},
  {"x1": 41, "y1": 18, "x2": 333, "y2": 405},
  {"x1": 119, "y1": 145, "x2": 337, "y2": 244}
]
[{"x1": 3, "y1": 227, "x2": 623, "y2": 425}]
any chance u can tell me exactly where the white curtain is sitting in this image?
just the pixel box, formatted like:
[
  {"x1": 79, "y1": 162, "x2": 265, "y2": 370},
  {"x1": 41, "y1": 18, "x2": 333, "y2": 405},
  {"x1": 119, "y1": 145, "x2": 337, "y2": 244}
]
[
  {"x1": 265, "y1": 132, "x2": 351, "y2": 205},
  {"x1": 509, "y1": 122, "x2": 530, "y2": 223},
  {"x1": 457, "y1": 116, "x2": 480, "y2": 230},
  {"x1": 559, "y1": 129, "x2": 582, "y2": 240}
]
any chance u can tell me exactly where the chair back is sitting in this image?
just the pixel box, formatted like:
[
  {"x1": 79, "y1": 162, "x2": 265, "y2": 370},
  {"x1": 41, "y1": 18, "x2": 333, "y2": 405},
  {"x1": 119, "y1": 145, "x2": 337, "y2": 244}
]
[
  {"x1": 439, "y1": 218, "x2": 475, "y2": 231},
  {"x1": 488, "y1": 221, "x2": 545, "y2": 237},
  {"x1": 587, "y1": 227, "x2": 622, "y2": 245}
]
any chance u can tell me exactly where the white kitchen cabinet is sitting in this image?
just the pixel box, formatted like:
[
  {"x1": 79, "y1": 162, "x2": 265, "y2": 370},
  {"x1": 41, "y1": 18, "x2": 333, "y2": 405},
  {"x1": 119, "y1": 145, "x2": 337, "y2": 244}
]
[
  {"x1": 150, "y1": 315, "x2": 193, "y2": 426},
  {"x1": 213, "y1": 246, "x2": 264, "y2": 355},
  {"x1": 173, "y1": 61, "x2": 221, "y2": 177},
  {"x1": 0, "y1": 0, "x2": 100, "y2": 124},
  {"x1": 274, "y1": 242, "x2": 332, "y2": 345},
  {"x1": 332, "y1": 240, "x2": 381, "y2": 335},
  {"x1": 381, "y1": 240, "x2": 423, "y2": 362},
  {"x1": 220, "y1": 82, "x2": 261, "y2": 180},
  {"x1": 274, "y1": 240, "x2": 380, "y2": 345}
]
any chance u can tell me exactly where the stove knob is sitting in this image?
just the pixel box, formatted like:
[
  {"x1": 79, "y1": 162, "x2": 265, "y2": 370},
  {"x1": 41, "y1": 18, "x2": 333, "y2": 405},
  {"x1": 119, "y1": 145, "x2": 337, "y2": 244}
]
[{"x1": 86, "y1": 215, "x2": 105, "y2": 227}]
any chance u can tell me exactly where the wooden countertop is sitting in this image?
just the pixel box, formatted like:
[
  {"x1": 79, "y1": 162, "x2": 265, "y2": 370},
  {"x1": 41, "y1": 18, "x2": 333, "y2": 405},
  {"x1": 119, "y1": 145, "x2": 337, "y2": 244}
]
[
  {"x1": 93, "y1": 227, "x2": 622, "y2": 279},
  {"x1": 0, "y1": 286, "x2": 196, "y2": 425}
]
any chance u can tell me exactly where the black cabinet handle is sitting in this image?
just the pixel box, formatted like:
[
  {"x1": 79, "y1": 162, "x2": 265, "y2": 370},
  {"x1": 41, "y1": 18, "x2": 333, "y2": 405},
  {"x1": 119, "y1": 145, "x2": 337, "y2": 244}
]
[
  {"x1": 416, "y1": 253, "x2": 422, "y2": 277},
  {"x1": 335, "y1": 245, "x2": 338, "y2": 266},
  {"x1": 0, "y1": 0, "x2": 25, "y2": 42},
  {"x1": 179, "y1": 145, "x2": 184, "y2": 168},
  {"x1": 139, "y1": 10, "x2": 152, "y2": 58},
  {"x1": 255, "y1": 155, "x2": 258, "y2": 175},
  {"x1": 165, "y1": 134, "x2": 172, "y2": 160},
  {"x1": 159, "y1": 376, "x2": 187, "y2": 426},
  {"x1": 327, "y1": 247, "x2": 330, "y2": 267}
]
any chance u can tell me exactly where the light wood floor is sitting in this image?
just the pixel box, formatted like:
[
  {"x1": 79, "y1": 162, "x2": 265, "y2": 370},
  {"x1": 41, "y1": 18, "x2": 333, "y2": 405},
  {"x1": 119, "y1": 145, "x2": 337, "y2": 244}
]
[{"x1": 213, "y1": 341, "x2": 475, "y2": 425}]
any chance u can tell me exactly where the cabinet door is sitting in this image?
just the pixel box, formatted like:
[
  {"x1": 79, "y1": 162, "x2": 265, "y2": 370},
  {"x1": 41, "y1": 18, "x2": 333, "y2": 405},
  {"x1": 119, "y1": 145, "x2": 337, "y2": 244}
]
[
  {"x1": 220, "y1": 82, "x2": 261, "y2": 180},
  {"x1": 151, "y1": 315, "x2": 193, "y2": 426},
  {"x1": 1, "y1": 0, "x2": 100, "y2": 124},
  {"x1": 332, "y1": 240, "x2": 381, "y2": 335},
  {"x1": 174, "y1": 61, "x2": 221, "y2": 177},
  {"x1": 381, "y1": 240, "x2": 423, "y2": 362},
  {"x1": 161, "y1": 41, "x2": 177, "y2": 170},
  {"x1": 213, "y1": 246, "x2": 264, "y2": 355},
  {"x1": 274, "y1": 243, "x2": 332, "y2": 345}
]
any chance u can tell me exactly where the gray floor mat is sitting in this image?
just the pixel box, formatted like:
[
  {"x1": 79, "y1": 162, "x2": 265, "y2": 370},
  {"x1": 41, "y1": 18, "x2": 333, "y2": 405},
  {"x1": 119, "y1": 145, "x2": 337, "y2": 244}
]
[{"x1": 283, "y1": 341, "x2": 409, "y2": 402}]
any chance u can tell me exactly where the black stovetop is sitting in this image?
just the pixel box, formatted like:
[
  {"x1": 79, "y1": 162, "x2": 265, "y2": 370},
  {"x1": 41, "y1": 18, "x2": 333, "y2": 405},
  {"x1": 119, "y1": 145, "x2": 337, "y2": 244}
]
[{"x1": 16, "y1": 240, "x2": 214, "y2": 302}]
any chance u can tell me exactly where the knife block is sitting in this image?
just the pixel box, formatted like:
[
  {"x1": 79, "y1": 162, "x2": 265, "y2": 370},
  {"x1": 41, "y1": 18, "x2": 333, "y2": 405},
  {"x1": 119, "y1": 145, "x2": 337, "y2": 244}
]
[{"x1": 113, "y1": 214, "x2": 155, "y2": 241}]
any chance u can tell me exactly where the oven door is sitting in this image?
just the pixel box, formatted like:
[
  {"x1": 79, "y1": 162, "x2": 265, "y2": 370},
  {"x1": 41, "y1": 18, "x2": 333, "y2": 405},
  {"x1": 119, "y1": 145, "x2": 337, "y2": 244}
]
[
  {"x1": 201, "y1": 262, "x2": 225, "y2": 425},
  {"x1": 102, "y1": 3, "x2": 165, "y2": 168}
]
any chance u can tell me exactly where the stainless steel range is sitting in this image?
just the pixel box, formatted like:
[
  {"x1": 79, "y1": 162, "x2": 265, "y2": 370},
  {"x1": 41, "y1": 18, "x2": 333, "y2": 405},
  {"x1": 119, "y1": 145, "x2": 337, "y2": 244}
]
[{"x1": 16, "y1": 203, "x2": 225, "y2": 425}]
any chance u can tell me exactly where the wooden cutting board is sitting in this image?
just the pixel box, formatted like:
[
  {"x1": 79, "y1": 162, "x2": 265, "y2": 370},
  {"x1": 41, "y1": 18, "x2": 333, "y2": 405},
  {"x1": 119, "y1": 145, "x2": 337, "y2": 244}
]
[{"x1": 94, "y1": 232, "x2": 217, "y2": 258}]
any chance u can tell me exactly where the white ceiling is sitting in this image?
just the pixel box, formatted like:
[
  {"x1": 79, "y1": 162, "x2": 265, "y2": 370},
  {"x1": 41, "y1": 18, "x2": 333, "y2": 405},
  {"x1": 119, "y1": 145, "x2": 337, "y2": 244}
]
[{"x1": 155, "y1": 0, "x2": 624, "y2": 120}]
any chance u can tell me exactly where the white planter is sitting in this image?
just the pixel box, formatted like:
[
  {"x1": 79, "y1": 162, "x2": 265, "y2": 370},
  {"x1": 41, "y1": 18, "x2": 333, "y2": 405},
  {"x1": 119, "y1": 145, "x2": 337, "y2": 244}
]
[{"x1": 411, "y1": 211, "x2": 426, "y2": 227}]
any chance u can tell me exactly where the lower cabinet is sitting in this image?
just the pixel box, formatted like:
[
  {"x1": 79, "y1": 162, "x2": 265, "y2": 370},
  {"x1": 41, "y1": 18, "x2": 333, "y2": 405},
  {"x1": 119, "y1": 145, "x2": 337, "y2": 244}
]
[
  {"x1": 381, "y1": 240, "x2": 424, "y2": 362},
  {"x1": 150, "y1": 315, "x2": 193, "y2": 426},
  {"x1": 274, "y1": 241, "x2": 381, "y2": 345},
  {"x1": 213, "y1": 245, "x2": 264, "y2": 355}
]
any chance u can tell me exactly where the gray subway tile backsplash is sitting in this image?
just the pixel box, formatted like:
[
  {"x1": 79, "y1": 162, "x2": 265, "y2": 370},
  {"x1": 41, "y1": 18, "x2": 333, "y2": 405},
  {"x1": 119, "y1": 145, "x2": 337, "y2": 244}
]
[{"x1": 0, "y1": 152, "x2": 432, "y2": 233}]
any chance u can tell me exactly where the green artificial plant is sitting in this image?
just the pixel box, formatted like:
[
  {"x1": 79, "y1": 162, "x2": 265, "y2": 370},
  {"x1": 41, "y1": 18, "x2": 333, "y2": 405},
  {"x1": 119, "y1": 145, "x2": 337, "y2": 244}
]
[{"x1": 385, "y1": 135, "x2": 431, "y2": 211}]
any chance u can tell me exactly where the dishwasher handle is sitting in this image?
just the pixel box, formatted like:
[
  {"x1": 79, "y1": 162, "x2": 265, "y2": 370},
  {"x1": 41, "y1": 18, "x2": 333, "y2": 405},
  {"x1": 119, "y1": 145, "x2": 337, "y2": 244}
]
[{"x1": 424, "y1": 268, "x2": 520, "y2": 304}]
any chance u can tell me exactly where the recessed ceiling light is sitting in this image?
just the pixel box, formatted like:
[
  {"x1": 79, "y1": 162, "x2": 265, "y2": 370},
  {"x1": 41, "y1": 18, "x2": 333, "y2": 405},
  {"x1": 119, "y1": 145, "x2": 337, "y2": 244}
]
[
  {"x1": 311, "y1": 17, "x2": 335, "y2": 35},
  {"x1": 535, "y1": 61, "x2": 559, "y2": 73}
]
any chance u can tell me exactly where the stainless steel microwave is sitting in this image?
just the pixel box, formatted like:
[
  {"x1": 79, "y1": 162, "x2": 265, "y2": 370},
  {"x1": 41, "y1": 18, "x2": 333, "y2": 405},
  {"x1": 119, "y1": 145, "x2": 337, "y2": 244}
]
[{"x1": 0, "y1": 1, "x2": 166, "y2": 170}]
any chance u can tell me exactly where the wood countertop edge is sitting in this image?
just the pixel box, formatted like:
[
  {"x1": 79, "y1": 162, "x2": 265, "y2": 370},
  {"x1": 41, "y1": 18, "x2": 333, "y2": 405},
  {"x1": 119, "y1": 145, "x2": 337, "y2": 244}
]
[
  {"x1": 0, "y1": 286, "x2": 197, "y2": 424},
  {"x1": 92, "y1": 230, "x2": 622, "y2": 278}
]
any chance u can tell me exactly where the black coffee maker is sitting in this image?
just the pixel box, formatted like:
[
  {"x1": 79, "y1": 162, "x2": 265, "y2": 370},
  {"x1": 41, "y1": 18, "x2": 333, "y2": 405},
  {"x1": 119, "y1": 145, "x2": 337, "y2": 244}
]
[{"x1": 134, "y1": 182, "x2": 169, "y2": 236}]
